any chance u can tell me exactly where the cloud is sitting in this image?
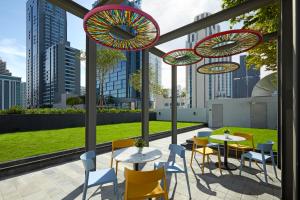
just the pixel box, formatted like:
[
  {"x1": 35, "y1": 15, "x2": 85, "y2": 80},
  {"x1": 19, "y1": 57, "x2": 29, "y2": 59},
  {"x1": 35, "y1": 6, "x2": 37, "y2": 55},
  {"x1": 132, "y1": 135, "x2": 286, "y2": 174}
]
[{"x1": 0, "y1": 38, "x2": 26, "y2": 81}]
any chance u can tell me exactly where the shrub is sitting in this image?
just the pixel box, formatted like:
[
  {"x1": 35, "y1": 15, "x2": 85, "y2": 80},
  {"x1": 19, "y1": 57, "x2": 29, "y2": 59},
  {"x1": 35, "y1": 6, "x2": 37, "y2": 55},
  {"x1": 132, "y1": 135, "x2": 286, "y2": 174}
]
[
  {"x1": 3, "y1": 106, "x2": 25, "y2": 114},
  {"x1": 66, "y1": 97, "x2": 83, "y2": 107}
]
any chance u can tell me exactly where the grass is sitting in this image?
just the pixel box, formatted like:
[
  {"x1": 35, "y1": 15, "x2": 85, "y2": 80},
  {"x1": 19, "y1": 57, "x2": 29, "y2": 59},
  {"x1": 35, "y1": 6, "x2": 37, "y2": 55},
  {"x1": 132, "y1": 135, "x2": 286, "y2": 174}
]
[
  {"x1": 211, "y1": 127, "x2": 278, "y2": 151},
  {"x1": 0, "y1": 121, "x2": 199, "y2": 163}
]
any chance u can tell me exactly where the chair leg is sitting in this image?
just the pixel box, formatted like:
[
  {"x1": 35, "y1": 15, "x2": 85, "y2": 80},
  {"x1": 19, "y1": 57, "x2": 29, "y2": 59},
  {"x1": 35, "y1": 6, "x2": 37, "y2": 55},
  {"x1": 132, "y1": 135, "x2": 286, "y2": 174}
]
[
  {"x1": 190, "y1": 151, "x2": 194, "y2": 166},
  {"x1": 272, "y1": 157, "x2": 278, "y2": 178},
  {"x1": 249, "y1": 159, "x2": 252, "y2": 168},
  {"x1": 262, "y1": 162, "x2": 268, "y2": 184},
  {"x1": 115, "y1": 161, "x2": 119, "y2": 176},
  {"x1": 114, "y1": 179, "x2": 119, "y2": 200},
  {"x1": 110, "y1": 156, "x2": 113, "y2": 168},
  {"x1": 239, "y1": 156, "x2": 244, "y2": 176},
  {"x1": 202, "y1": 153, "x2": 206, "y2": 174},
  {"x1": 235, "y1": 148, "x2": 238, "y2": 159},
  {"x1": 175, "y1": 173, "x2": 178, "y2": 182},
  {"x1": 185, "y1": 171, "x2": 192, "y2": 199}
]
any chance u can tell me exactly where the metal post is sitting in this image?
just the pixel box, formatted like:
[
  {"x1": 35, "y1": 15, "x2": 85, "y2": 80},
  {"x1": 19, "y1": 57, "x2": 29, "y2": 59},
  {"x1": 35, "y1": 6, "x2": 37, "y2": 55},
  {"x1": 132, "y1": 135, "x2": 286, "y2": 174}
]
[
  {"x1": 141, "y1": 50, "x2": 149, "y2": 146},
  {"x1": 293, "y1": 0, "x2": 299, "y2": 198},
  {"x1": 281, "y1": 0, "x2": 294, "y2": 199},
  {"x1": 85, "y1": 37, "x2": 97, "y2": 167},
  {"x1": 171, "y1": 65, "x2": 177, "y2": 144},
  {"x1": 277, "y1": 35, "x2": 281, "y2": 169}
]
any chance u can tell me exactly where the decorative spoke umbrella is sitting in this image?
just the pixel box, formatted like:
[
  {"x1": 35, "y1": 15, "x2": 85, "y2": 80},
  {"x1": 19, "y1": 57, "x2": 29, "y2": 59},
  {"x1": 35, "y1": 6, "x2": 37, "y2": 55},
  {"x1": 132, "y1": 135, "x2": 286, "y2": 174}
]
[
  {"x1": 194, "y1": 29, "x2": 262, "y2": 58},
  {"x1": 196, "y1": 61, "x2": 240, "y2": 74},
  {"x1": 84, "y1": 5, "x2": 160, "y2": 51},
  {"x1": 162, "y1": 49, "x2": 203, "y2": 66}
]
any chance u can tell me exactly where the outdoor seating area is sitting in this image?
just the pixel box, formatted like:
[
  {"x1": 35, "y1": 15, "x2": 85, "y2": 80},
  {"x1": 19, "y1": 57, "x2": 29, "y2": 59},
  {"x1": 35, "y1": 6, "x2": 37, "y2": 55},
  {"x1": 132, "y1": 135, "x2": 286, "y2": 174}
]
[{"x1": 0, "y1": 129, "x2": 281, "y2": 200}]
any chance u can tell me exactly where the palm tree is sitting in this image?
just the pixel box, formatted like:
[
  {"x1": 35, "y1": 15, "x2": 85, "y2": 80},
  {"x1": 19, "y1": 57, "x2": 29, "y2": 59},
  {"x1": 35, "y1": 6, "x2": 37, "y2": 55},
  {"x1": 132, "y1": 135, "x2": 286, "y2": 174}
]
[{"x1": 96, "y1": 48, "x2": 126, "y2": 108}]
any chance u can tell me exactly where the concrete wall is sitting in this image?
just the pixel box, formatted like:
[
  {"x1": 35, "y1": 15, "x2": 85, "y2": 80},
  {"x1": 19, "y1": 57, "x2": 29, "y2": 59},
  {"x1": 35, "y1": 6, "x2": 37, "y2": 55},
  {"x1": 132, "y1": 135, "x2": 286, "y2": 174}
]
[
  {"x1": 207, "y1": 96, "x2": 277, "y2": 129},
  {"x1": 156, "y1": 108, "x2": 207, "y2": 122}
]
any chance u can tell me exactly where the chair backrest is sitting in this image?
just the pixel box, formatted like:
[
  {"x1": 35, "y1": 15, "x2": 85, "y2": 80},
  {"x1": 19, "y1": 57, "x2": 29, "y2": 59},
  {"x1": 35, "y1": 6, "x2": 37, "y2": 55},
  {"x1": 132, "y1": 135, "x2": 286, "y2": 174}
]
[
  {"x1": 80, "y1": 151, "x2": 96, "y2": 171},
  {"x1": 197, "y1": 128, "x2": 213, "y2": 137},
  {"x1": 169, "y1": 144, "x2": 185, "y2": 158},
  {"x1": 124, "y1": 167, "x2": 167, "y2": 200},
  {"x1": 233, "y1": 132, "x2": 254, "y2": 147},
  {"x1": 112, "y1": 138, "x2": 135, "y2": 151},
  {"x1": 257, "y1": 141, "x2": 274, "y2": 153},
  {"x1": 193, "y1": 136, "x2": 209, "y2": 147}
]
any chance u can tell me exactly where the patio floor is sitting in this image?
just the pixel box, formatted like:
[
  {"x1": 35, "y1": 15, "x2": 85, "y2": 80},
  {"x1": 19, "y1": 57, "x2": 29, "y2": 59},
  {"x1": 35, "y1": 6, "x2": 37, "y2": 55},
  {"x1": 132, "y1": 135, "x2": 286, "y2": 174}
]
[{"x1": 0, "y1": 129, "x2": 281, "y2": 200}]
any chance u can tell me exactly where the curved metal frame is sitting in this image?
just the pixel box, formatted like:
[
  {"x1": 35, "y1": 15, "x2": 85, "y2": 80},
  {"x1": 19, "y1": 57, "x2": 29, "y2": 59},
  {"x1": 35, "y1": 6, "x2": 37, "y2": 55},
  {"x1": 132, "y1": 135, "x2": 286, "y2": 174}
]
[
  {"x1": 194, "y1": 29, "x2": 262, "y2": 58},
  {"x1": 162, "y1": 48, "x2": 203, "y2": 66},
  {"x1": 84, "y1": 4, "x2": 160, "y2": 51},
  {"x1": 196, "y1": 61, "x2": 240, "y2": 74}
]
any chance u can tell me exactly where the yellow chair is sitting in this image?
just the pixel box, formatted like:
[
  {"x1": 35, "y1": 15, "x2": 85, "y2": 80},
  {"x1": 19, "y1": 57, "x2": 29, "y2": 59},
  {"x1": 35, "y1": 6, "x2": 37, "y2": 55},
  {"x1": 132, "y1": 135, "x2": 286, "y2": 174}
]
[
  {"x1": 111, "y1": 138, "x2": 135, "y2": 175},
  {"x1": 124, "y1": 167, "x2": 168, "y2": 200},
  {"x1": 227, "y1": 133, "x2": 254, "y2": 159},
  {"x1": 190, "y1": 136, "x2": 222, "y2": 174}
]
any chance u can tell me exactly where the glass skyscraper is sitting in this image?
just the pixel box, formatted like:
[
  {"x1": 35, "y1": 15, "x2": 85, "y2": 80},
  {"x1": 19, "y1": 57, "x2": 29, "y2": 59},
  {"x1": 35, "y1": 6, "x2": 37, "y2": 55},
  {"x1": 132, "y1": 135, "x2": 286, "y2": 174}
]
[
  {"x1": 93, "y1": 0, "x2": 161, "y2": 107},
  {"x1": 26, "y1": 0, "x2": 80, "y2": 107},
  {"x1": 232, "y1": 55, "x2": 260, "y2": 98}
]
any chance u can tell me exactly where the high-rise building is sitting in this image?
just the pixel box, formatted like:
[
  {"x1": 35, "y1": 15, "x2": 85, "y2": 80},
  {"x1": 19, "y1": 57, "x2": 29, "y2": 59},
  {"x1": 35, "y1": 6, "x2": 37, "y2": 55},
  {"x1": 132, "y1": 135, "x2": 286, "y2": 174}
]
[
  {"x1": 43, "y1": 42, "x2": 80, "y2": 105},
  {"x1": 93, "y1": 0, "x2": 161, "y2": 106},
  {"x1": 20, "y1": 82, "x2": 27, "y2": 108},
  {"x1": 186, "y1": 12, "x2": 233, "y2": 108},
  {"x1": 26, "y1": 0, "x2": 67, "y2": 107},
  {"x1": 0, "y1": 60, "x2": 21, "y2": 110},
  {"x1": 0, "y1": 59, "x2": 12, "y2": 76},
  {"x1": 233, "y1": 55, "x2": 260, "y2": 98}
]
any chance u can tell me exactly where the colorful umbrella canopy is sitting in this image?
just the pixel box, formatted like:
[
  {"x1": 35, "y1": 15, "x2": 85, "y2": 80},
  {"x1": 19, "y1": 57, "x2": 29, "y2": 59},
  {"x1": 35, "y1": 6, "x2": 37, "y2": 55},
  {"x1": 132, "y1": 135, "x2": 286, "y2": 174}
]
[
  {"x1": 162, "y1": 49, "x2": 203, "y2": 66},
  {"x1": 194, "y1": 29, "x2": 262, "y2": 58},
  {"x1": 84, "y1": 5, "x2": 160, "y2": 51},
  {"x1": 196, "y1": 61, "x2": 240, "y2": 74}
]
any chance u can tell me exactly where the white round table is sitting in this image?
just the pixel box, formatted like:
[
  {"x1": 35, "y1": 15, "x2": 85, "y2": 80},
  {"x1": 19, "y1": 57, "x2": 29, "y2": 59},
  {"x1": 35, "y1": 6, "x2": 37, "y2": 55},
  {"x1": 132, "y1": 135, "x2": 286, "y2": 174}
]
[
  {"x1": 210, "y1": 135, "x2": 246, "y2": 170},
  {"x1": 113, "y1": 147, "x2": 162, "y2": 170}
]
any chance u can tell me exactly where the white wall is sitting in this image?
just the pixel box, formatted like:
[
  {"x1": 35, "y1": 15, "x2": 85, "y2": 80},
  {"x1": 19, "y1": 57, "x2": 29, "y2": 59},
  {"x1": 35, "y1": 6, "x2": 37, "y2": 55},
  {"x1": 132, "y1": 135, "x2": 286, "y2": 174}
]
[
  {"x1": 207, "y1": 97, "x2": 277, "y2": 129},
  {"x1": 156, "y1": 108, "x2": 207, "y2": 122}
]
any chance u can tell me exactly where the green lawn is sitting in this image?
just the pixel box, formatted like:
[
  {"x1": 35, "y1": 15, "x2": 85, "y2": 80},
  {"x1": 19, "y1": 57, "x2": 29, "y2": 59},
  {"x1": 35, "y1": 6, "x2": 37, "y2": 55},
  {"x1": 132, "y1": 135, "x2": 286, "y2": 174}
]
[
  {"x1": 0, "y1": 121, "x2": 199, "y2": 163},
  {"x1": 211, "y1": 127, "x2": 278, "y2": 151}
]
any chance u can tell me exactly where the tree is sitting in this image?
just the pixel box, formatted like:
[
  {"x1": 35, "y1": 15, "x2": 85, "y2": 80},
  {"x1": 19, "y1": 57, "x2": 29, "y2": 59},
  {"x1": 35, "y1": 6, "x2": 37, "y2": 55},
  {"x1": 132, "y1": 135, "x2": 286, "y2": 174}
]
[
  {"x1": 222, "y1": 0, "x2": 279, "y2": 71},
  {"x1": 96, "y1": 49, "x2": 126, "y2": 108},
  {"x1": 66, "y1": 96, "x2": 83, "y2": 107},
  {"x1": 129, "y1": 67, "x2": 164, "y2": 97}
]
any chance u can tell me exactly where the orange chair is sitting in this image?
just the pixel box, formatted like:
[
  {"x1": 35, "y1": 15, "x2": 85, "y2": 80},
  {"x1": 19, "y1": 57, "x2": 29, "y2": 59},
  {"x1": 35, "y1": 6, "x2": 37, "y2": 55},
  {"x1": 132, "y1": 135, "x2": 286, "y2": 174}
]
[
  {"x1": 111, "y1": 138, "x2": 135, "y2": 175},
  {"x1": 124, "y1": 167, "x2": 168, "y2": 200},
  {"x1": 227, "y1": 133, "x2": 254, "y2": 159},
  {"x1": 190, "y1": 136, "x2": 222, "y2": 174}
]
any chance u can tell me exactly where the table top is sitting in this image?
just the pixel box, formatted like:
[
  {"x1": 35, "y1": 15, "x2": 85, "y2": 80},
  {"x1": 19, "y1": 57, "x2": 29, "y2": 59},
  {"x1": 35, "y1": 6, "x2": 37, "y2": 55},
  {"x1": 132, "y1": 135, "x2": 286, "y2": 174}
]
[
  {"x1": 210, "y1": 134, "x2": 246, "y2": 142},
  {"x1": 112, "y1": 147, "x2": 162, "y2": 164}
]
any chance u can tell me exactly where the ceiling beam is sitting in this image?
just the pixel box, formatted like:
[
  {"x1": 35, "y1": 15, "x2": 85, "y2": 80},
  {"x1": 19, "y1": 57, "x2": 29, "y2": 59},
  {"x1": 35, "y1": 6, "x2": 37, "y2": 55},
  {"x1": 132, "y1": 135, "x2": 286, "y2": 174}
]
[{"x1": 156, "y1": 0, "x2": 276, "y2": 45}]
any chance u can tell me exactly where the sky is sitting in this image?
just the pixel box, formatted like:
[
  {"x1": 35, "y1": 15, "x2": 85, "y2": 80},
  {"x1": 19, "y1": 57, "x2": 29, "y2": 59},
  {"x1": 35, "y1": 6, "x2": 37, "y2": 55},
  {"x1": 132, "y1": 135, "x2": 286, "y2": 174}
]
[{"x1": 0, "y1": 0, "x2": 270, "y2": 89}]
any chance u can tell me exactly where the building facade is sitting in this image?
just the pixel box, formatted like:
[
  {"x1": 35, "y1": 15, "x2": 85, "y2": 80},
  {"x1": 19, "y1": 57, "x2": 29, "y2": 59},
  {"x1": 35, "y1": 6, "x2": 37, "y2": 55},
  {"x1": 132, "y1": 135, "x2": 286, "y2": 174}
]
[
  {"x1": 20, "y1": 82, "x2": 27, "y2": 108},
  {"x1": 43, "y1": 42, "x2": 80, "y2": 105},
  {"x1": 186, "y1": 12, "x2": 233, "y2": 108},
  {"x1": 0, "y1": 60, "x2": 21, "y2": 110},
  {"x1": 26, "y1": 0, "x2": 67, "y2": 107},
  {"x1": 232, "y1": 55, "x2": 260, "y2": 98}
]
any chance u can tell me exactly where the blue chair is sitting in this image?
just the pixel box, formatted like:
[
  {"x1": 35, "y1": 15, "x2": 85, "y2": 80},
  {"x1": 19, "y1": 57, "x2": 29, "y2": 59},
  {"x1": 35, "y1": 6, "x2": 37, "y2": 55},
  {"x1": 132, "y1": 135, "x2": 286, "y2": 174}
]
[
  {"x1": 239, "y1": 141, "x2": 278, "y2": 183},
  {"x1": 80, "y1": 151, "x2": 119, "y2": 200},
  {"x1": 154, "y1": 144, "x2": 191, "y2": 199},
  {"x1": 197, "y1": 128, "x2": 220, "y2": 152}
]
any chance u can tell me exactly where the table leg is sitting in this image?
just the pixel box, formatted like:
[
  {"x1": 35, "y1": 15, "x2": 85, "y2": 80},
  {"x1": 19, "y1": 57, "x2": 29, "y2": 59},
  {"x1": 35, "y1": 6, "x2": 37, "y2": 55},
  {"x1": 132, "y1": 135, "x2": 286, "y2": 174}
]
[{"x1": 216, "y1": 141, "x2": 238, "y2": 170}]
